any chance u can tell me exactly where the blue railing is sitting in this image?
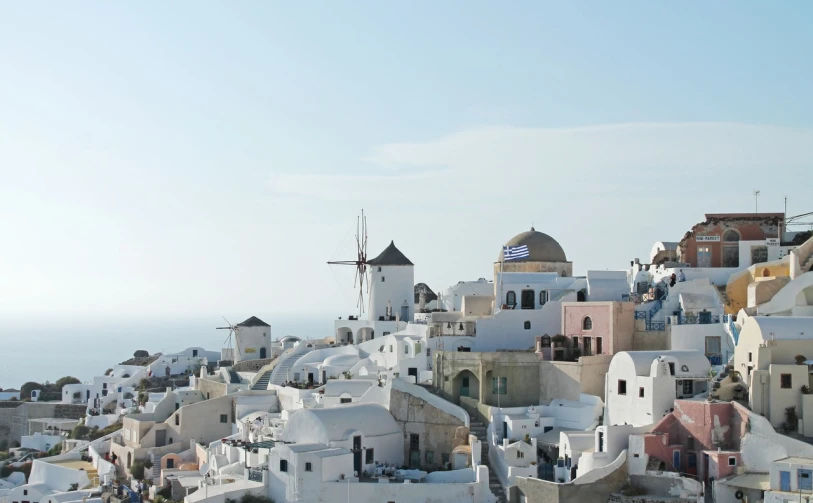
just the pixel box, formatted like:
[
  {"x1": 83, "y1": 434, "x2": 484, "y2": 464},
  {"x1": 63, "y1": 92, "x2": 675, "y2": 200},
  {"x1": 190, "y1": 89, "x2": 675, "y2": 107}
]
[
  {"x1": 707, "y1": 354, "x2": 723, "y2": 366},
  {"x1": 634, "y1": 311, "x2": 648, "y2": 320},
  {"x1": 248, "y1": 468, "x2": 264, "y2": 482},
  {"x1": 647, "y1": 322, "x2": 666, "y2": 331},
  {"x1": 728, "y1": 319, "x2": 740, "y2": 344}
]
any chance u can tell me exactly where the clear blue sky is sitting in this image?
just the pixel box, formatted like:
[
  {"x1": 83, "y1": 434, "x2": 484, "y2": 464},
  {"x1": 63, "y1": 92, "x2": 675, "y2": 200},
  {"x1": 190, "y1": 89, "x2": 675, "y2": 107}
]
[{"x1": 1, "y1": 2, "x2": 812, "y2": 321}]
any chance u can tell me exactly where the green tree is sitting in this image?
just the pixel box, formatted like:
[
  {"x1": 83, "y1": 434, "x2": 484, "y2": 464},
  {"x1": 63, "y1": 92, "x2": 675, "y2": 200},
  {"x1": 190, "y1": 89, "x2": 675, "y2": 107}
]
[
  {"x1": 55, "y1": 376, "x2": 81, "y2": 391},
  {"x1": 20, "y1": 382, "x2": 43, "y2": 400}
]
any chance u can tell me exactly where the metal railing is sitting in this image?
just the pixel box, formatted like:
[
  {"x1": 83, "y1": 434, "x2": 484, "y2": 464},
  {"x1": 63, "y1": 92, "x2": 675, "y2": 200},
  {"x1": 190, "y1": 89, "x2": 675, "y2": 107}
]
[
  {"x1": 634, "y1": 311, "x2": 648, "y2": 320},
  {"x1": 248, "y1": 468, "x2": 265, "y2": 482},
  {"x1": 646, "y1": 322, "x2": 666, "y2": 331},
  {"x1": 675, "y1": 314, "x2": 721, "y2": 325}
]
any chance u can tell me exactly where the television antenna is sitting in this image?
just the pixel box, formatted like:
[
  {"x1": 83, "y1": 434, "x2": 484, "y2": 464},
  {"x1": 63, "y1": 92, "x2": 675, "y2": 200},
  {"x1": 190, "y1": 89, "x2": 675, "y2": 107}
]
[
  {"x1": 753, "y1": 190, "x2": 761, "y2": 213},
  {"x1": 327, "y1": 210, "x2": 369, "y2": 318}
]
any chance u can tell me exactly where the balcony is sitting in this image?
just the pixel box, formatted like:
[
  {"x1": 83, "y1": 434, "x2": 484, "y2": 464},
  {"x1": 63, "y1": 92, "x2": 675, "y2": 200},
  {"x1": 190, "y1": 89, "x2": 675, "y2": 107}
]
[{"x1": 429, "y1": 321, "x2": 476, "y2": 338}]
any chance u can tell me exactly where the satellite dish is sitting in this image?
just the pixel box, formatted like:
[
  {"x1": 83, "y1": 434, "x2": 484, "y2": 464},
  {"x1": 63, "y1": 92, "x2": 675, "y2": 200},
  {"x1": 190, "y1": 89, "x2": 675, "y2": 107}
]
[{"x1": 199, "y1": 462, "x2": 210, "y2": 477}]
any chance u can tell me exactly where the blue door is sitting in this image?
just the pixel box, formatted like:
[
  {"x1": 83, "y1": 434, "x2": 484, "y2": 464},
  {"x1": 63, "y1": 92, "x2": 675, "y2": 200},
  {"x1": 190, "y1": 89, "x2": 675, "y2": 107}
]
[
  {"x1": 672, "y1": 450, "x2": 680, "y2": 470},
  {"x1": 800, "y1": 469, "x2": 813, "y2": 490},
  {"x1": 781, "y1": 471, "x2": 791, "y2": 491}
]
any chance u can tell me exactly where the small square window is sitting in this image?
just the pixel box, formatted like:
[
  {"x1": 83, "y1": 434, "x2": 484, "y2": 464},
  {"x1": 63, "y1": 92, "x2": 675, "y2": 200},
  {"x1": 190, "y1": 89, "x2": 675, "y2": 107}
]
[
  {"x1": 517, "y1": 451, "x2": 524, "y2": 459},
  {"x1": 639, "y1": 387, "x2": 645, "y2": 398},
  {"x1": 340, "y1": 397, "x2": 352, "y2": 404},
  {"x1": 781, "y1": 374, "x2": 792, "y2": 389},
  {"x1": 366, "y1": 448, "x2": 374, "y2": 464},
  {"x1": 377, "y1": 267, "x2": 381, "y2": 272},
  {"x1": 280, "y1": 459, "x2": 288, "y2": 472},
  {"x1": 618, "y1": 380, "x2": 627, "y2": 395},
  {"x1": 524, "y1": 321, "x2": 531, "y2": 330},
  {"x1": 382, "y1": 276, "x2": 385, "y2": 282},
  {"x1": 220, "y1": 414, "x2": 228, "y2": 423},
  {"x1": 728, "y1": 457, "x2": 736, "y2": 466},
  {"x1": 305, "y1": 462, "x2": 312, "y2": 472}
]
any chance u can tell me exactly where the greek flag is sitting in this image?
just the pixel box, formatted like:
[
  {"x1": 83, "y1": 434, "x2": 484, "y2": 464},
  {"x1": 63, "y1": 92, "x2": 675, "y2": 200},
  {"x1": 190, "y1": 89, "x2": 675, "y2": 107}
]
[{"x1": 503, "y1": 245, "x2": 530, "y2": 261}]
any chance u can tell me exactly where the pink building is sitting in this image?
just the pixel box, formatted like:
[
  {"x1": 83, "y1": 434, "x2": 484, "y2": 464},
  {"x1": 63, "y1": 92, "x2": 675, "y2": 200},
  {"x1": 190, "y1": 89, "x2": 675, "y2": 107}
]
[
  {"x1": 558, "y1": 301, "x2": 635, "y2": 358},
  {"x1": 629, "y1": 400, "x2": 750, "y2": 485}
]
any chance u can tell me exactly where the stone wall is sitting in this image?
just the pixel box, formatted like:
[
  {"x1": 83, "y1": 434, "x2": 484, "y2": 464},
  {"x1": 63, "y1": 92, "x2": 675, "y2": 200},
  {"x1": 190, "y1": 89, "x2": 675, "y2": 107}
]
[
  {"x1": 632, "y1": 331, "x2": 669, "y2": 351},
  {"x1": 1, "y1": 403, "x2": 86, "y2": 445},
  {"x1": 515, "y1": 454, "x2": 629, "y2": 503},
  {"x1": 195, "y1": 377, "x2": 233, "y2": 400},
  {"x1": 231, "y1": 358, "x2": 275, "y2": 373},
  {"x1": 389, "y1": 387, "x2": 466, "y2": 470}
]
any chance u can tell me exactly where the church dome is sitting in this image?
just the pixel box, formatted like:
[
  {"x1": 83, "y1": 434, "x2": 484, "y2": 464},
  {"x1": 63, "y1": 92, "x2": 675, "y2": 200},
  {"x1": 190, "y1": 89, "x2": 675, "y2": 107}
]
[{"x1": 497, "y1": 227, "x2": 567, "y2": 263}]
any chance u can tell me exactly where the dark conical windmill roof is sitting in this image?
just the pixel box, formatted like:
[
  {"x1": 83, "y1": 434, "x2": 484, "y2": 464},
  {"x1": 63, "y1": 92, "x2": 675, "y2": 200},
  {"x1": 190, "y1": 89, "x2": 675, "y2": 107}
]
[
  {"x1": 236, "y1": 316, "x2": 270, "y2": 327},
  {"x1": 367, "y1": 241, "x2": 413, "y2": 266}
]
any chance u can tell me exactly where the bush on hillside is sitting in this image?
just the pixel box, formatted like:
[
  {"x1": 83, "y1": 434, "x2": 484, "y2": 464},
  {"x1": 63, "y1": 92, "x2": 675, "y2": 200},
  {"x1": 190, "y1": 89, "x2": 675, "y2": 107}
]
[
  {"x1": 55, "y1": 376, "x2": 81, "y2": 390},
  {"x1": 70, "y1": 424, "x2": 91, "y2": 440},
  {"x1": 20, "y1": 382, "x2": 43, "y2": 400},
  {"x1": 134, "y1": 350, "x2": 150, "y2": 358}
]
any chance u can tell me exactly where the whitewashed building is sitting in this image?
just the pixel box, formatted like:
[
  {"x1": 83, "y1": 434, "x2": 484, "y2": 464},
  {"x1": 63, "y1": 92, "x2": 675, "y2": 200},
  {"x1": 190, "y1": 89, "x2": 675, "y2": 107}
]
[{"x1": 604, "y1": 350, "x2": 711, "y2": 427}]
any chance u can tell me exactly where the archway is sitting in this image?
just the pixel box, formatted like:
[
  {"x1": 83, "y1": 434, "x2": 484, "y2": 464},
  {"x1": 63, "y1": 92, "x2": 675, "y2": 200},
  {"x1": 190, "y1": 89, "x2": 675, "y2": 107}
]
[
  {"x1": 577, "y1": 290, "x2": 586, "y2": 302},
  {"x1": 355, "y1": 327, "x2": 374, "y2": 344},
  {"x1": 336, "y1": 327, "x2": 353, "y2": 345},
  {"x1": 452, "y1": 370, "x2": 480, "y2": 401}
]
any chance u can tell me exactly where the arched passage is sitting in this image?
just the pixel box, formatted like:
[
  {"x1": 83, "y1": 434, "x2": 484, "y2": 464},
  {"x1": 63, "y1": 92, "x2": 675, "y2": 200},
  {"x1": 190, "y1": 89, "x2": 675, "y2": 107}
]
[
  {"x1": 452, "y1": 370, "x2": 480, "y2": 401},
  {"x1": 355, "y1": 327, "x2": 374, "y2": 344},
  {"x1": 336, "y1": 327, "x2": 353, "y2": 345}
]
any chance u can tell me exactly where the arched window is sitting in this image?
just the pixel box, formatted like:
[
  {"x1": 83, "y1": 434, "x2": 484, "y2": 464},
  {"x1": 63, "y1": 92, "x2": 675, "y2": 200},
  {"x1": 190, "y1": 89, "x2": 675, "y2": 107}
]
[
  {"x1": 722, "y1": 229, "x2": 740, "y2": 242},
  {"x1": 506, "y1": 291, "x2": 516, "y2": 308},
  {"x1": 524, "y1": 321, "x2": 531, "y2": 330},
  {"x1": 583, "y1": 317, "x2": 593, "y2": 330}
]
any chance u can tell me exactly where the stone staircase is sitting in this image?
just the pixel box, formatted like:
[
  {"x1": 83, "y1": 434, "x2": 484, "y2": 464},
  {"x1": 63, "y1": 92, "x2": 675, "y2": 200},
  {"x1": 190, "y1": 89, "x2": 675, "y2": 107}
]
[
  {"x1": 251, "y1": 370, "x2": 272, "y2": 390},
  {"x1": 470, "y1": 417, "x2": 506, "y2": 503},
  {"x1": 269, "y1": 343, "x2": 312, "y2": 386}
]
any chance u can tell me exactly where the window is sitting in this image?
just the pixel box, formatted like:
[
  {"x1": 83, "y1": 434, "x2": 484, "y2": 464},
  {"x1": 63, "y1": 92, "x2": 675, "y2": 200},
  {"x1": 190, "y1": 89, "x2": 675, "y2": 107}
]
[
  {"x1": 383, "y1": 332, "x2": 390, "y2": 336},
  {"x1": 723, "y1": 245, "x2": 739, "y2": 268},
  {"x1": 748, "y1": 352, "x2": 752, "y2": 362},
  {"x1": 279, "y1": 460, "x2": 288, "y2": 472},
  {"x1": 175, "y1": 414, "x2": 180, "y2": 426},
  {"x1": 697, "y1": 246, "x2": 712, "y2": 268},
  {"x1": 415, "y1": 343, "x2": 421, "y2": 354},
  {"x1": 723, "y1": 229, "x2": 740, "y2": 242},
  {"x1": 404, "y1": 345, "x2": 409, "y2": 354},
  {"x1": 539, "y1": 291, "x2": 548, "y2": 306},
  {"x1": 220, "y1": 414, "x2": 228, "y2": 423},
  {"x1": 668, "y1": 362, "x2": 675, "y2": 376},
  {"x1": 705, "y1": 336, "x2": 721, "y2": 356},
  {"x1": 524, "y1": 321, "x2": 531, "y2": 330},
  {"x1": 521, "y1": 290, "x2": 535, "y2": 309},
  {"x1": 389, "y1": 345, "x2": 393, "y2": 352},
  {"x1": 410, "y1": 434, "x2": 419, "y2": 451},
  {"x1": 682, "y1": 380, "x2": 693, "y2": 395},
  {"x1": 381, "y1": 276, "x2": 385, "y2": 282},
  {"x1": 639, "y1": 387, "x2": 645, "y2": 398},
  {"x1": 377, "y1": 266, "x2": 381, "y2": 272},
  {"x1": 305, "y1": 462, "x2": 312, "y2": 472},
  {"x1": 751, "y1": 246, "x2": 768, "y2": 265},
  {"x1": 582, "y1": 317, "x2": 592, "y2": 330},
  {"x1": 506, "y1": 291, "x2": 516, "y2": 308},
  {"x1": 340, "y1": 397, "x2": 352, "y2": 404},
  {"x1": 781, "y1": 374, "x2": 792, "y2": 388},
  {"x1": 728, "y1": 457, "x2": 736, "y2": 466},
  {"x1": 517, "y1": 451, "x2": 524, "y2": 459},
  {"x1": 596, "y1": 337, "x2": 603, "y2": 354},
  {"x1": 366, "y1": 448, "x2": 374, "y2": 464},
  {"x1": 618, "y1": 380, "x2": 627, "y2": 395},
  {"x1": 572, "y1": 336, "x2": 579, "y2": 348},
  {"x1": 23, "y1": 491, "x2": 27, "y2": 496},
  {"x1": 492, "y1": 377, "x2": 507, "y2": 395},
  {"x1": 541, "y1": 335, "x2": 551, "y2": 348}
]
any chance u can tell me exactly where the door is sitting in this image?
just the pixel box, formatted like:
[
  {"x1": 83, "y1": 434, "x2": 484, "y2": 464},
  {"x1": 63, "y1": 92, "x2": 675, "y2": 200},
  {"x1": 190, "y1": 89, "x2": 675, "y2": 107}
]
[
  {"x1": 800, "y1": 469, "x2": 813, "y2": 490},
  {"x1": 503, "y1": 421, "x2": 508, "y2": 440},
  {"x1": 596, "y1": 337, "x2": 603, "y2": 355},
  {"x1": 583, "y1": 337, "x2": 592, "y2": 355},
  {"x1": 260, "y1": 347, "x2": 266, "y2": 359},
  {"x1": 409, "y1": 434, "x2": 420, "y2": 468},
  {"x1": 672, "y1": 450, "x2": 680, "y2": 470},
  {"x1": 521, "y1": 290, "x2": 535, "y2": 309},
  {"x1": 155, "y1": 430, "x2": 166, "y2": 447},
  {"x1": 400, "y1": 304, "x2": 409, "y2": 322},
  {"x1": 353, "y1": 435, "x2": 362, "y2": 474},
  {"x1": 307, "y1": 373, "x2": 314, "y2": 384},
  {"x1": 461, "y1": 376, "x2": 470, "y2": 397},
  {"x1": 166, "y1": 458, "x2": 174, "y2": 469},
  {"x1": 780, "y1": 470, "x2": 791, "y2": 491},
  {"x1": 408, "y1": 368, "x2": 418, "y2": 380}
]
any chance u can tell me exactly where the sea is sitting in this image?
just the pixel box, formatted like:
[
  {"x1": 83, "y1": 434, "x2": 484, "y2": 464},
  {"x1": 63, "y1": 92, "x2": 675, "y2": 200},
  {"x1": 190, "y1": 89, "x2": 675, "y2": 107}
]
[{"x1": 0, "y1": 315, "x2": 330, "y2": 389}]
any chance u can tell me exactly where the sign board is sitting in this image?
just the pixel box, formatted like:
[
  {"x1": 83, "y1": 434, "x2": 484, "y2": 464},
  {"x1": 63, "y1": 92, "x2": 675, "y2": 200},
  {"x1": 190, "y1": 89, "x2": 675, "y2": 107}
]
[
  {"x1": 696, "y1": 235, "x2": 721, "y2": 242},
  {"x1": 766, "y1": 238, "x2": 780, "y2": 246},
  {"x1": 244, "y1": 348, "x2": 256, "y2": 353}
]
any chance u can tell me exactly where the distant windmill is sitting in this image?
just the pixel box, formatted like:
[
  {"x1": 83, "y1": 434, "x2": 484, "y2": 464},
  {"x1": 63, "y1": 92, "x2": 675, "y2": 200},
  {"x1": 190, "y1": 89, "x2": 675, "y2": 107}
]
[
  {"x1": 327, "y1": 210, "x2": 370, "y2": 318},
  {"x1": 216, "y1": 316, "x2": 241, "y2": 361}
]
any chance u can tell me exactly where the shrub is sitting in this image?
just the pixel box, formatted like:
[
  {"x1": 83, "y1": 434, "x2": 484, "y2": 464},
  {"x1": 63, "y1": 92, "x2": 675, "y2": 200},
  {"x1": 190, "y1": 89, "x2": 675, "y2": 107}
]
[
  {"x1": 46, "y1": 443, "x2": 63, "y2": 456},
  {"x1": 70, "y1": 425, "x2": 91, "y2": 440},
  {"x1": 134, "y1": 350, "x2": 150, "y2": 358},
  {"x1": 130, "y1": 459, "x2": 147, "y2": 479},
  {"x1": 20, "y1": 382, "x2": 43, "y2": 400},
  {"x1": 104, "y1": 369, "x2": 114, "y2": 376},
  {"x1": 796, "y1": 355, "x2": 809, "y2": 365},
  {"x1": 55, "y1": 376, "x2": 81, "y2": 390},
  {"x1": 138, "y1": 379, "x2": 151, "y2": 391}
]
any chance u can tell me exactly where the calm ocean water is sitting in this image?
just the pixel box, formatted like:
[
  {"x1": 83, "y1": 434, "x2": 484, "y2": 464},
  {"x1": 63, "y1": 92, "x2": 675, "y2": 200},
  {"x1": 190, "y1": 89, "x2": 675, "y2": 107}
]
[{"x1": 0, "y1": 315, "x2": 331, "y2": 389}]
